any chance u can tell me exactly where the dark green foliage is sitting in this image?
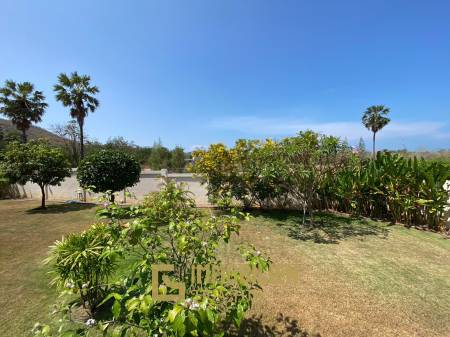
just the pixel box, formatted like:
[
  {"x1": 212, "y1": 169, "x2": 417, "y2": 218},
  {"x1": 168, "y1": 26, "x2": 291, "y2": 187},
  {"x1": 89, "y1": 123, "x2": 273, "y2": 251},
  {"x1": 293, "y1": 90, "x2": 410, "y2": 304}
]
[
  {"x1": 147, "y1": 140, "x2": 188, "y2": 171},
  {"x1": 77, "y1": 150, "x2": 141, "y2": 198},
  {"x1": 362, "y1": 105, "x2": 390, "y2": 157},
  {"x1": 0, "y1": 140, "x2": 71, "y2": 207},
  {"x1": 54, "y1": 72, "x2": 99, "y2": 159},
  {"x1": 0, "y1": 80, "x2": 47, "y2": 143},
  {"x1": 104, "y1": 136, "x2": 153, "y2": 165},
  {"x1": 328, "y1": 152, "x2": 450, "y2": 230},
  {"x1": 148, "y1": 140, "x2": 170, "y2": 170},
  {"x1": 170, "y1": 146, "x2": 186, "y2": 170}
]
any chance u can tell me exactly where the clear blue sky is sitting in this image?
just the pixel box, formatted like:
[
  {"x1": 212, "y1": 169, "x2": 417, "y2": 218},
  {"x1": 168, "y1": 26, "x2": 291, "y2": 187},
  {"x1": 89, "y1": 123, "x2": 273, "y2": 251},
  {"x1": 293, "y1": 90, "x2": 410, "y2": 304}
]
[{"x1": 1, "y1": 0, "x2": 449, "y2": 150}]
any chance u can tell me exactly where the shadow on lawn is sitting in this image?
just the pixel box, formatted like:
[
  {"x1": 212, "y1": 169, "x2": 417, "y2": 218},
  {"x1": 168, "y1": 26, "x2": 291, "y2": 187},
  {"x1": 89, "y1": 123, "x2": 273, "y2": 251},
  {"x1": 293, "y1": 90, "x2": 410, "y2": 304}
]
[
  {"x1": 253, "y1": 210, "x2": 389, "y2": 244},
  {"x1": 26, "y1": 202, "x2": 97, "y2": 214},
  {"x1": 230, "y1": 313, "x2": 321, "y2": 337}
]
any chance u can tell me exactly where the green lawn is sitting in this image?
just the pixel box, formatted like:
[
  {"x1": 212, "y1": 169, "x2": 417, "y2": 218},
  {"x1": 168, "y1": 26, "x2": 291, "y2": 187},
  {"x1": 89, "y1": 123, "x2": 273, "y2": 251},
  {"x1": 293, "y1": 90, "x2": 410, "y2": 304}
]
[
  {"x1": 1, "y1": 201, "x2": 449, "y2": 337},
  {"x1": 0, "y1": 200, "x2": 96, "y2": 337}
]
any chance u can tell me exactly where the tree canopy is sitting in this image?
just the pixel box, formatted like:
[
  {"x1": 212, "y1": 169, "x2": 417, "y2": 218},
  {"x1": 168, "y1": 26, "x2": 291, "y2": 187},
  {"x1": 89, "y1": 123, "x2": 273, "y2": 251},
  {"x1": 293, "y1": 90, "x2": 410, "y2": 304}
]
[
  {"x1": 54, "y1": 72, "x2": 99, "y2": 159},
  {"x1": 77, "y1": 150, "x2": 140, "y2": 201},
  {"x1": 0, "y1": 80, "x2": 47, "y2": 143},
  {"x1": 362, "y1": 105, "x2": 391, "y2": 157},
  {"x1": 0, "y1": 140, "x2": 71, "y2": 207}
]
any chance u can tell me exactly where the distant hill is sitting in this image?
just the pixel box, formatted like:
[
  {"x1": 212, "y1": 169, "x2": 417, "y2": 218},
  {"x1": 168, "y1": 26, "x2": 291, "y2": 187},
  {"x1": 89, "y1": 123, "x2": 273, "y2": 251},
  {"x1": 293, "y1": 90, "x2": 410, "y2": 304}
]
[{"x1": 0, "y1": 118, "x2": 65, "y2": 145}]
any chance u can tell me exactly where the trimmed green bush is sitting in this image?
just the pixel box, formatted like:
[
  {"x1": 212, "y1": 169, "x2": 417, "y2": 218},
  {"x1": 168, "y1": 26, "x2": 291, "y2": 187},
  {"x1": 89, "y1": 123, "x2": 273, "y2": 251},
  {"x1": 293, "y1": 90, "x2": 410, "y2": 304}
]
[{"x1": 77, "y1": 149, "x2": 141, "y2": 202}]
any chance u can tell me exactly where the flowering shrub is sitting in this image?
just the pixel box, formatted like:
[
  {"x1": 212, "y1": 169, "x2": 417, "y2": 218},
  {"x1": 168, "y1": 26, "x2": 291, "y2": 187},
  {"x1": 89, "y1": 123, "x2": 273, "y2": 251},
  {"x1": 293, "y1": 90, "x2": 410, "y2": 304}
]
[
  {"x1": 191, "y1": 131, "x2": 450, "y2": 230},
  {"x1": 35, "y1": 180, "x2": 270, "y2": 336}
]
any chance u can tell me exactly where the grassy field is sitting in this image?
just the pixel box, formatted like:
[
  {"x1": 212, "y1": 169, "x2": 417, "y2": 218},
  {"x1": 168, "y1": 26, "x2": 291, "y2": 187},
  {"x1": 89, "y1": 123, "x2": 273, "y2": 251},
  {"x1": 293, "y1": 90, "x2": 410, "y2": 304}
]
[
  {"x1": 0, "y1": 200, "x2": 96, "y2": 337},
  {"x1": 1, "y1": 201, "x2": 449, "y2": 337}
]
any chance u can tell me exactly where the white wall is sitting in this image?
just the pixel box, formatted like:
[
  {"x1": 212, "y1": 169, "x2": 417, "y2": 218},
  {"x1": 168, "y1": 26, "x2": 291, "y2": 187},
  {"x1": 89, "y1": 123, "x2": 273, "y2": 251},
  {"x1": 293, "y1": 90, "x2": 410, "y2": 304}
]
[{"x1": 15, "y1": 169, "x2": 211, "y2": 206}]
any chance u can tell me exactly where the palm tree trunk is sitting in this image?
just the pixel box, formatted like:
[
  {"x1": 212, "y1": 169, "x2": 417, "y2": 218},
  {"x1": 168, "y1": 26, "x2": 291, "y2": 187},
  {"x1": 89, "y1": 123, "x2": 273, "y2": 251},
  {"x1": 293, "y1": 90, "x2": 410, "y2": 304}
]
[
  {"x1": 78, "y1": 119, "x2": 84, "y2": 159},
  {"x1": 372, "y1": 131, "x2": 376, "y2": 159},
  {"x1": 78, "y1": 118, "x2": 86, "y2": 202}
]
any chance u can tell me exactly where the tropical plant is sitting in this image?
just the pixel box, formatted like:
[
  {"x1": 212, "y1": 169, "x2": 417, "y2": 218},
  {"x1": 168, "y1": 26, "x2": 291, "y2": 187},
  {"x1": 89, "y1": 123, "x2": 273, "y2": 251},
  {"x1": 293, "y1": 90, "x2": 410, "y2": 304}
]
[
  {"x1": 54, "y1": 72, "x2": 99, "y2": 159},
  {"x1": 77, "y1": 149, "x2": 141, "y2": 202},
  {"x1": 331, "y1": 152, "x2": 450, "y2": 230},
  {"x1": 45, "y1": 224, "x2": 119, "y2": 315},
  {"x1": 0, "y1": 140, "x2": 71, "y2": 208},
  {"x1": 0, "y1": 80, "x2": 47, "y2": 142},
  {"x1": 191, "y1": 133, "x2": 449, "y2": 230},
  {"x1": 362, "y1": 105, "x2": 391, "y2": 157},
  {"x1": 35, "y1": 181, "x2": 270, "y2": 337}
]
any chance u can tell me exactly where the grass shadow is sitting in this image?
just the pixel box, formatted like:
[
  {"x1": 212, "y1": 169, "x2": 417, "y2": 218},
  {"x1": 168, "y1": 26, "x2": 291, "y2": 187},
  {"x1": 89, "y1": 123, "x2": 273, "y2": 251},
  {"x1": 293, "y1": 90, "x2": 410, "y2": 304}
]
[
  {"x1": 26, "y1": 202, "x2": 97, "y2": 214},
  {"x1": 252, "y1": 210, "x2": 389, "y2": 244},
  {"x1": 229, "y1": 313, "x2": 320, "y2": 337}
]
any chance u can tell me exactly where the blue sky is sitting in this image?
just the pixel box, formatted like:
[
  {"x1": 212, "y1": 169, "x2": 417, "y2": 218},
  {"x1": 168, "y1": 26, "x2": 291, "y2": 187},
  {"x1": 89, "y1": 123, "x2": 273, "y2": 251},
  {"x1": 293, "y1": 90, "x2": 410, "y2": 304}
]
[{"x1": 1, "y1": 0, "x2": 449, "y2": 150}]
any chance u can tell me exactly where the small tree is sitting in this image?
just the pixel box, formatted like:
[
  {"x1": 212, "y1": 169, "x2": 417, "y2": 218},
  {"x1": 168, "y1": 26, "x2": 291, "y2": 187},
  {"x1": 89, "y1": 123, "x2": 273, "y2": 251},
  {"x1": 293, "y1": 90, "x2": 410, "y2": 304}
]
[
  {"x1": 52, "y1": 120, "x2": 81, "y2": 166},
  {"x1": 0, "y1": 140, "x2": 71, "y2": 208},
  {"x1": 77, "y1": 150, "x2": 140, "y2": 202},
  {"x1": 170, "y1": 146, "x2": 186, "y2": 171},
  {"x1": 148, "y1": 139, "x2": 170, "y2": 170},
  {"x1": 0, "y1": 80, "x2": 47, "y2": 143},
  {"x1": 362, "y1": 105, "x2": 390, "y2": 158}
]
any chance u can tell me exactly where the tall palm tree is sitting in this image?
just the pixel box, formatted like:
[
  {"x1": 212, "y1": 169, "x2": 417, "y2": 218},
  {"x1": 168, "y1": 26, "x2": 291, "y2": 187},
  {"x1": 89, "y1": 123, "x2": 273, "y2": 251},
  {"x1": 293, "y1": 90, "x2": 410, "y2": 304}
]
[
  {"x1": 0, "y1": 80, "x2": 47, "y2": 143},
  {"x1": 362, "y1": 105, "x2": 391, "y2": 158},
  {"x1": 54, "y1": 72, "x2": 99, "y2": 159}
]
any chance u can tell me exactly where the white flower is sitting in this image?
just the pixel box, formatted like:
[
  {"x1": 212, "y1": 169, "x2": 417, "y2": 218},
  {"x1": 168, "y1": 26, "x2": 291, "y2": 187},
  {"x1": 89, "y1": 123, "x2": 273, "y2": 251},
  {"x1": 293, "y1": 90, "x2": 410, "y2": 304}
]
[
  {"x1": 82, "y1": 283, "x2": 88, "y2": 289},
  {"x1": 255, "y1": 250, "x2": 261, "y2": 256},
  {"x1": 184, "y1": 298, "x2": 200, "y2": 310},
  {"x1": 65, "y1": 281, "x2": 74, "y2": 289},
  {"x1": 85, "y1": 318, "x2": 96, "y2": 327}
]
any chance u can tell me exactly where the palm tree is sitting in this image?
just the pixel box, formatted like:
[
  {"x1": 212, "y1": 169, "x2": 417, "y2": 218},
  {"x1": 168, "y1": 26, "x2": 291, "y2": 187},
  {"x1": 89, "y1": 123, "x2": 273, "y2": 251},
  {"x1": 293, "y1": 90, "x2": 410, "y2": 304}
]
[
  {"x1": 362, "y1": 105, "x2": 391, "y2": 158},
  {"x1": 0, "y1": 80, "x2": 47, "y2": 143},
  {"x1": 54, "y1": 72, "x2": 99, "y2": 159}
]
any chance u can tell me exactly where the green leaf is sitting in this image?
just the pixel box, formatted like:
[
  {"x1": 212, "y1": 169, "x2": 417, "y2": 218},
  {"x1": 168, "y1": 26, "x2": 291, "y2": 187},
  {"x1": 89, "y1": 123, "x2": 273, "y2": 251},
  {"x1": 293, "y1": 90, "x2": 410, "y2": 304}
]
[{"x1": 112, "y1": 299, "x2": 121, "y2": 319}]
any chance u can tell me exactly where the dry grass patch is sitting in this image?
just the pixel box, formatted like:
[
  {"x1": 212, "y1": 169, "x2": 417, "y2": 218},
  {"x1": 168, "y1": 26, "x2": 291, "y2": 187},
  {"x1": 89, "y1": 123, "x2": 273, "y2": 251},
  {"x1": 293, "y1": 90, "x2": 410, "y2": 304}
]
[{"x1": 228, "y1": 211, "x2": 450, "y2": 337}]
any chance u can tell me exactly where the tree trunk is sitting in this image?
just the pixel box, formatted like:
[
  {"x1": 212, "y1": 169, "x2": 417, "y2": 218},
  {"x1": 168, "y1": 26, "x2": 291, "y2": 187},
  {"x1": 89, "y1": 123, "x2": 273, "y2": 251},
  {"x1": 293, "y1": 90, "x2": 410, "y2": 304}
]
[
  {"x1": 372, "y1": 132, "x2": 376, "y2": 159},
  {"x1": 40, "y1": 185, "x2": 46, "y2": 208},
  {"x1": 21, "y1": 129, "x2": 27, "y2": 143},
  {"x1": 79, "y1": 119, "x2": 85, "y2": 159}
]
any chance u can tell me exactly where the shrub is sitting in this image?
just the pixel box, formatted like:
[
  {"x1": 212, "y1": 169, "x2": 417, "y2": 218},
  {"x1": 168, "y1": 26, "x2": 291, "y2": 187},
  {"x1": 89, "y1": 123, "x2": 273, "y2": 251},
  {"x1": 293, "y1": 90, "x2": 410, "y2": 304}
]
[
  {"x1": 140, "y1": 178, "x2": 199, "y2": 225},
  {"x1": 36, "y1": 181, "x2": 270, "y2": 337},
  {"x1": 191, "y1": 131, "x2": 450, "y2": 230},
  {"x1": 45, "y1": 224, "x2": 119, "y2": 314},
  {"x1": 330, "y1": 152, "x2": 450, "y2": 230},
  {"x1": 77, "y1": 149, "x2": 141, "y2": 202}
]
